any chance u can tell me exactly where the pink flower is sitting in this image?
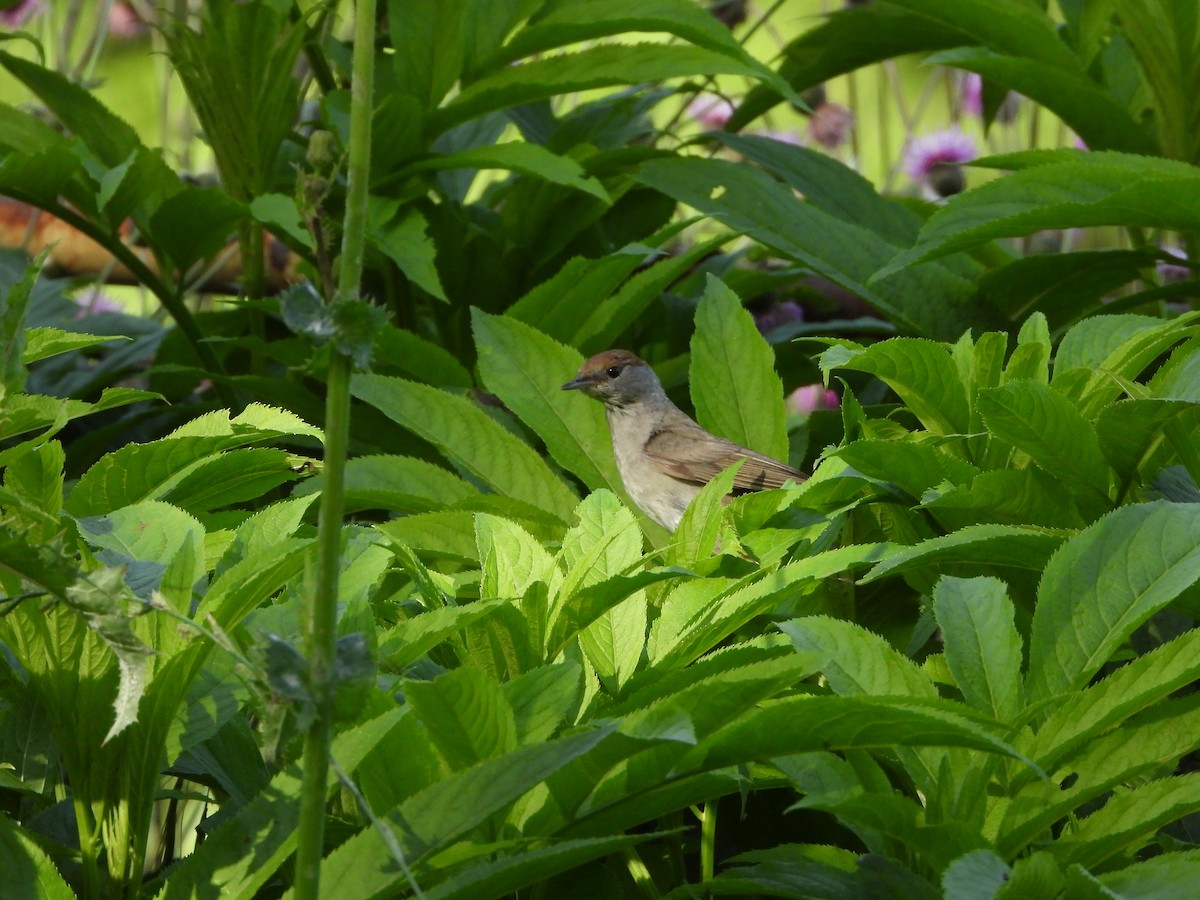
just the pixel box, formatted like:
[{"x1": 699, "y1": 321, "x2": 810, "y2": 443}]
[
  {"x1": 903, "y1": 129, "x2": 977, "y2": 196},
  {"x1": 788, "y1": 385, "x2": 839, "y2": 415},
  {"x1": 108, "y1": 2, "x2": 147, "y2": 38},
  {"x1": 808, "y1": 102, "x2": 854, "y2": 149},
  {"x1": 687, "y1": 93, "x2": 734, "y2": 129},
  {"x1": 1, "y1": 0, "x2": 45, "y2": 27}
]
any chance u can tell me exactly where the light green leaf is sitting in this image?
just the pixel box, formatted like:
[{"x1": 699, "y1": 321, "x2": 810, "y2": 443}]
[
  {"x1": 296, "y1": 453, "x2": 477, "y2": 514},
  {"x1": 249, "y1": 193, "x2": 315, "y2": 250},
  {"x1": 405, "y1": 667, "x2": 517, "y2": 770},
  {"x1": 476, "y1": 513, "x2": 559, "y2": 602},
  {"x1": 473, "y1": 310, "x2": 621, "y2": 495},
  {"x1": 942, "y1": 850, "x2": 1013, "y2": 900},
  {"x1": 22, "y1": 327, "x2": 126, "y2": 364},
  {"x1": 780, "y1": 616, "x2": 937, "y2": 700},
  {"x1": 820, "y1": 339, "x2": 970, "y2": 436},
  {"x1": 1053, "y1": 772, "x2": 1200, "y2": 869},
  {"x1": 1026, "y1": 628, "x2": 1200, "y2": 780},
  {"x1": 933, "y1": 576, "x2": 1023, "y2": 723},
  {"x1": 976, "y1": 380, "x2": 1110, "y2": 501},
  {"x1": 1097, "y1": 398, "x2": 1200, "y2": 481},
  {"x1": 670, "y1": 460, "x2": 742, "y2": 569},
  {"x1": 1054, "y1": 314, "x2": 1163, "y2": 377},
  {"x1": 0, "y1": 813, "x2": 76, "y2": 900},
  {"x1": 351, "y1": 374, "x2": 578, "y2": 521},
  {"x1": 1027, "y1": 502, "x2": 1200, "y2": 702},
  {"x1": 378, "y1": 600, "x2": 506, "y2": 671},
  {"x1": 690, "y1": 275, "x2": 788, "y2": 461}
]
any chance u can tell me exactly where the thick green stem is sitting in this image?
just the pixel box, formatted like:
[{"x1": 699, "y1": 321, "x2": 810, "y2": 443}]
[
  {"x1": 292, "y1": 0, "x2": 375, "y2": 897},
  {"x1": 700, "y1": 800, "x2": 717, "y2": 883}
]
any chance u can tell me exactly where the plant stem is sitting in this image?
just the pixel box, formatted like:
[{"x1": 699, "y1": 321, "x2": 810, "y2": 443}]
[
  {"x1": 700, "y1": 799, "x2": 717, "y2": 883},
  {"x1": 292, "y1": 0, "x2": 375, "y2": 896}
]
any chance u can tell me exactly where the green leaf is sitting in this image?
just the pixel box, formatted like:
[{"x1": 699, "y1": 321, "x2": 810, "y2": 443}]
[
  {"x1": 0, "y1": 813, "x2": 76, "y2": 900},
  {"x1": 161, "y1": 448, "x2": 306, "y2": 514},
  {"x1": 407, "y1": 142, "x2": 609, "y2": 202},
  {"x1": 1026, "y1": 628, "x2": 1200, "y2": 780},
  {"x1": 922, "y1": 468, "x2": 1086, "y2": 530},
  {"x1": 781, "y1": 616, "x2": 937, "y2": 699},
  {"x1": 506, "y1": 251, "x2": 649, "y2": 342},
  {"x1": 377, "y1": 510, "x2": 484, "y2": 563},
  {"x1": 405, "y1": 667, "x2": 517, "y2": 770},
  {"x1": 1098, "y1": 853, "x2": 1200, "y2": 898},
  {"x1": 0, "y1": 51, "x2": 140, "y2": 167},
  {"x1": 860, "y1": 525, "x2": 1064, "y2": 584},
  {"x1": 927, "y1": 47, "x2": 1156, "y2": 155},
  {"x1": 473, "y1": 310, "x2": 622, "y2": 495},
  {"x1": 1053, "y1": 772, "x2": 1200, "y2": 869},
  {"x1": 728, "y1": 3, "x2": 965, "y2": 130},
  {"x1": 387, "y1": 0, "x2": 467, "y2": 110},
  {"x1": 837, "y1": 440, "x2": 980, "y2": 501},
  {"x1": 1, "y1": 249, "x2": 42, "y2": 390},
  {"x1": 21, "y1": 327, "x2": 125, "y2": 364},
  {"x1": 372, "y1": 323, "x2": 473, "y2": 388},
  {"x1": 973, "y1": 250, "x2": 1158, "y2": 328},
  {"x1": 942, "y1": 851, "x2": 1013, "y2": 900},
  {"x1": 499, "y1": 0, "x2": 759, "y2": 67},
  {"x1": 476, "y1": 512, "x2": 558, "y2": 601},
  {"x1": 820, "y1": 339, "x2": 971, "y2": 436},
  {"x1": 298, "y1": 454, "x2": 476, "y2": 514},
  {"x1": 1027, "y1": 502, "x2": 1200, "y2": 701},
  {"x1": 378, "y1": 600, "x2": 506, "y2": 671},
  {"x1": 250, "y1": 193, "x2": 315, "y2": 250},
  {"x1": 690, "y1": 275, "x2": 788, "y2": 461},
  {"x1": 351, "y1": 374, "x2": 578, "y2": 521},
  {"x1": 636, "y1": 156, "x2": 994, "y2": 340},
  {"x1": 430, "y1": 44, "x2": 787, "y2": 134},
  {"x1": 1097, "y1": 399, "x2": 1200, "y2": 481},
  {"x1": 976, "y1": 380, "x2": 1110, "y2": 502},
  {"x1": 306, "y1": 728, "x2": 612, "y2": 897},
  {"x1": 573, "y1": 232, "x2": 732, "y2": 354},
  {"x1": 670, "y1": 461, "x2": 742, "y2": 569},
  {"x1": 367, "y1": 200, "x2": 448, "y2": 301},
  {"x1": 933, "y1": 576, "x2": 1022, "y2": 723},
  {"x1": 1054, "y1": 313, "x2": 1164, "y2": 376},
  {"x1": 154, "y1": 709, "x2": 403, "y2": 900},
  {"x1": 878, "y1": 157, "x2": 1200, "y2": 277}
]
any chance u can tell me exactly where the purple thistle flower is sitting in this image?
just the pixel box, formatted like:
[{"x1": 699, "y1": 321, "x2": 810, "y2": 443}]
[
  {"x1": 1, "y1": 0, "x2": 45, "y2": 27},
  {"x1": 904, "y1": 129, "x2": 977, "y2": 197},
  {"x1": 686, "y1": 93, "x2": 734, "y2": 129}
]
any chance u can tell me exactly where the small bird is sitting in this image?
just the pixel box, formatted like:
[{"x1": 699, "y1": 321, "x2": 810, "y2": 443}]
[{"x1": 562, "y1": 349, "x2": 806, "y2": 531}]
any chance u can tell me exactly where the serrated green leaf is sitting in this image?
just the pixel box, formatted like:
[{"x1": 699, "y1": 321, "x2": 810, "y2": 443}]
[
  {"x1": 860, "y1": 525, "x2": 1063, "y2": 584},
  {"x1": 1054, "y1": 313, "x2": 1163, "y2": 377},
  {"x1": 378, "y1": 600, "x2": 506, "y2": 671},
  {"x1": 473, "y1": 310, "x2": 621, "y2": 495},
  {"x1": 1025, "y1": 628, "x2": 1200, "y2": 781},
  {"x1": 1097, "y1": 398, "x2": 1200, "y2": 482},
  {"x1": 921, "y1": 467, "x2": 1086, "y2": 530},
  {"x1": 249, "y1": 192, "x2": 315, "y2": 250},
  {"x1": 933, "y1": 576, "x2": 1022, "y2": 723},
  {"x1": 1027, "y1": 502, "x2": 1200, "y2": 701},
  {"x1": 162, "y1": 448, "x2": 306, "y2": 514},
  {"x1": 0, "y1": 813, "x2": 76, "y2": 900},
  {"x1": 22, "y1": 327, "x2": 125, "y2": 364},
  {"x1": 351, "y1": 374, "x2": 578, "y2": 521},
  {"x1": 475, "y1": 512, "x2": 558, "y2": 601},
  {"x1": 820, "y1": 339, "x2": 971, "y2": 435},
  {"x1": 942, "y1": 850, "x2": 1012, "y2": 900},
  {"x1": 690, "y1": 275, "x2": 788, "y2": 461},
  {"x1": 372, "y1": 323, "x2": 473, "y2": 388},
  {"x1": 976, "y1": 380, "x2": 1110, "y2": 502},
  {"x1": 406, "y1": 667, "x2": 517, "y2": 770},
  {"x1": 878, "y1": 158, "x2": 1200, "y2": 277},
  {"x1": 837, "y1": 440, "x2": 980, "y2": 500},
  {"x1": 1053, "y1": 772, "x2": 1200, "y2": 869},
  {"x1": 669, "y1": 459, "x2": 742, "y2": 569}
]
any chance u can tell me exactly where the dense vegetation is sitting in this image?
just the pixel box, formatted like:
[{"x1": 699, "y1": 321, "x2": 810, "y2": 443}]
[{"x1": 3, "y1": 1, "x2": 1200, "y2": 897}]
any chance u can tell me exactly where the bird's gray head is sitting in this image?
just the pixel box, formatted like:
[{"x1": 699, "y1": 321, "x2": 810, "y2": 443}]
[{"x1": 561, "y1": 349, "x2": 664, "y2": 409}]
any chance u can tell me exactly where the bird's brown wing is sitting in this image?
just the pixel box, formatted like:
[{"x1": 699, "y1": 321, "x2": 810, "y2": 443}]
[{"x1": 643, "y1": 422, "x2": 806, "y2": 493}]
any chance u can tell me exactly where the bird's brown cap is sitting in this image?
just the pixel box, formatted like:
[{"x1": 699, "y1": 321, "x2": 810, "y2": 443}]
[{"x1": 561, "y1": 349, "x2": 649, "y2": 392}]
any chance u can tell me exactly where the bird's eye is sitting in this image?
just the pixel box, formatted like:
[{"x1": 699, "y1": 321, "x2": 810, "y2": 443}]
[{"x1": 606, "y1": 365, "x2": 624, "y2": 378}]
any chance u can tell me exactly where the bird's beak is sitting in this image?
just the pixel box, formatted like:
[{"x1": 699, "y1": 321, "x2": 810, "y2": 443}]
[{"x1": 561, "y1": 375, "x2": 591, "y2": 391}]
